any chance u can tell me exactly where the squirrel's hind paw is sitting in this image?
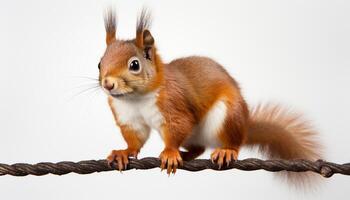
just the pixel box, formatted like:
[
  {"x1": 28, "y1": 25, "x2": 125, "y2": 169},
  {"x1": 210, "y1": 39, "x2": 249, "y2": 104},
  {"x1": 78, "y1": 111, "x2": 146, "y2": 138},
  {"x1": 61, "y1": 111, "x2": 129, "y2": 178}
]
[{"x1": 210, "y1": 148, "x2": 238, "y2": 169}]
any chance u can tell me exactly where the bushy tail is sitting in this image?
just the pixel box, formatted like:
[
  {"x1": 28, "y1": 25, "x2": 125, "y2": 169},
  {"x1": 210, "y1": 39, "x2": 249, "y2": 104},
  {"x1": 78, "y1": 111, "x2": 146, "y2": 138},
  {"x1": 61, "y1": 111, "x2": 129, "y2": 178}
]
[{"x1": 245, "y1": 103, "x2": 323, "y2": 187}]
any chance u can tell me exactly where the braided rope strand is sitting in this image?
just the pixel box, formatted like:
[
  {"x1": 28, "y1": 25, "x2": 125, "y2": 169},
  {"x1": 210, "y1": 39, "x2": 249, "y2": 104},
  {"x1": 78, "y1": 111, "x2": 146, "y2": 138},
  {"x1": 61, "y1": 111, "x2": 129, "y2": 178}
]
[{"x1": 0, "y1": 158, "x2": 349, "y2": 177}]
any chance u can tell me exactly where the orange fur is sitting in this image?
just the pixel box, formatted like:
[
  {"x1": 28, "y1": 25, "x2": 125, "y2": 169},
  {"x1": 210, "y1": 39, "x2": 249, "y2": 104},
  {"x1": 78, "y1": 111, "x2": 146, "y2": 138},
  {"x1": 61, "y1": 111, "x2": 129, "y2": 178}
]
[
  {"x1": 99, "y1": 8, "x2": 323, "y2": 185},
  {"x1": 246, "y1": 103, "x2": 323, "y2": 186}
]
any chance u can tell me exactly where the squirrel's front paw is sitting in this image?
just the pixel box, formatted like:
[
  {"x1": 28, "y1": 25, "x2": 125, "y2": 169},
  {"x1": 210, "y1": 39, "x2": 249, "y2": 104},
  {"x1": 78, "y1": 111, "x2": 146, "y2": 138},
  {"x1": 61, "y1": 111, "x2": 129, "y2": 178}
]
[
  {"x1": 107, "y1": 149, "x2": 138, "y2": 171},
  {"x1": 159, "y1": 148, "x2": 183, "y2": 175}
]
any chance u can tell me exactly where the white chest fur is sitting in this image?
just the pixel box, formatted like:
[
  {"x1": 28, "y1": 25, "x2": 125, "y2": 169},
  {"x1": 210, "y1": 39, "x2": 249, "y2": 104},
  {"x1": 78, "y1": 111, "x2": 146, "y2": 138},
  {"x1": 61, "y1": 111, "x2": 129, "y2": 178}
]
[{"x1": 111, "y1": 92, "x2": 164, "y2": 133}]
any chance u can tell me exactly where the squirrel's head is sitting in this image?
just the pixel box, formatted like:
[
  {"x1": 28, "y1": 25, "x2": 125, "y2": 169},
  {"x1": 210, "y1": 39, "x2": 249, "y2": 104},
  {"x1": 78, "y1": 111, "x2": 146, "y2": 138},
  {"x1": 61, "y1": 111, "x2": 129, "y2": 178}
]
[{"x1": 98, "y1": 8, "x2": 163, "y2": 99}]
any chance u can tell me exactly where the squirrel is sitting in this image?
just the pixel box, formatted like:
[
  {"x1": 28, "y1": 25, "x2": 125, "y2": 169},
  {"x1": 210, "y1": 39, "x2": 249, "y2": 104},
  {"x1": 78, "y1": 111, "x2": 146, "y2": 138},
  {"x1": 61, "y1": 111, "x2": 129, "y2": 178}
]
[{"x1": 98, "y1": 8, "x2": 322, "y2": 181}]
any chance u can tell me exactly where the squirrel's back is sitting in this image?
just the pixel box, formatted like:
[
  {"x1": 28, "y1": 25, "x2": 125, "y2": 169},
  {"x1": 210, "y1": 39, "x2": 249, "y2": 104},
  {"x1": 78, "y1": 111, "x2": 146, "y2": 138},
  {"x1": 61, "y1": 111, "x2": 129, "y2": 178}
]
[
  {"x1": 163, "y1": 56, "x2": 245, "y2": 120},
  {"x1": 167, "y1": 56, "x2": 238, "y2": 88}
]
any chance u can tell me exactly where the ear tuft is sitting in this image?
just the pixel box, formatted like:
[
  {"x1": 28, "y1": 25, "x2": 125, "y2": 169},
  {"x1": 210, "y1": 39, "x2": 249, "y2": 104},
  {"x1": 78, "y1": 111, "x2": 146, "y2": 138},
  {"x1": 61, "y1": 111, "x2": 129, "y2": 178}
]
[
  {"x1": 136, "y1": 8, "x2": 152, "y2": 36},
  {"x1": 136, "y1": 8, "x2": 153, "y2": 49},
  {"x1": 104, "y1": 7, "x2": 117, "y2": 45},
  {"x1": 135, "y1": 8, "x2": 155, "y2": 60}
]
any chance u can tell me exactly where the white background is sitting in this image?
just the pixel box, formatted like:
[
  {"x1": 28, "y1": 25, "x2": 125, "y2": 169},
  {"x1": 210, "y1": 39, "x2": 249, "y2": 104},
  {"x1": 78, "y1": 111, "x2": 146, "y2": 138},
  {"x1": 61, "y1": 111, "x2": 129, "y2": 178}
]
[{"x1": 0, "y1": 0, "x2": 349, "y2": 199}]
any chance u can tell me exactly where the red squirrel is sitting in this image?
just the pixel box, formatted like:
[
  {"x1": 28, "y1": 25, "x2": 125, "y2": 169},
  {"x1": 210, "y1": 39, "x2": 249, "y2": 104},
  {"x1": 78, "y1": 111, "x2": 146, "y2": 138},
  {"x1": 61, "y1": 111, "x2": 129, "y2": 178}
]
[{"x1": 98, "y1": 9, "x2": 322, "y2": 178}]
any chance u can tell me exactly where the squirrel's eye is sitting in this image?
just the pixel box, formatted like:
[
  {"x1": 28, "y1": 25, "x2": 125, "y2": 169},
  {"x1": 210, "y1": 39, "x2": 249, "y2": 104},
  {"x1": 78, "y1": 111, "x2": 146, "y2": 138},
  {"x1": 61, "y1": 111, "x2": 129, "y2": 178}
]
[
  {"x1": 128, "y1": 57, "x2": 142, "y2": 74},
  {"x1": 98, "y1": 62, "x2": 101, "y2": 70},
  {"x1": 130, "y1": 60, "x2": 140, "y2": 71}
]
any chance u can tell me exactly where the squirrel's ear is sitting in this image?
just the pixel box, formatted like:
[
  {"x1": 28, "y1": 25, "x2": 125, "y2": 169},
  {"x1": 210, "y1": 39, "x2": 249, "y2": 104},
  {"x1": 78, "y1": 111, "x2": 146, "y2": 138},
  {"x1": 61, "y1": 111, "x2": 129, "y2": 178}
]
[
  {"x1": 142, "y1": 30, "x2": 154, "y2": 47},
  {"x1": 136, "y1": 8, "x2": 154, "y2": 60},
  {"x1": 104, "y1": 8, "x2": 117, "y2": 45},
  {"x1": 141, "y1": 30, "x2": 154, "y2": 60}
]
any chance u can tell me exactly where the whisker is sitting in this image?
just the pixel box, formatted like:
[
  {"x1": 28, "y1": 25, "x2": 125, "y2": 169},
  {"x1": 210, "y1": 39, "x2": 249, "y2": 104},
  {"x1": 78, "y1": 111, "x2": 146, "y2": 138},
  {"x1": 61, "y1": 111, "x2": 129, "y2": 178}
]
[
  {"x1": 81, "y1": 87, "x2": 105, "y2": 111},
  {"x1": 86, "y1": 87, "x2": 103, "y2": 100},
  {"x1": 69, "y1": 75, "x2": 99, "y2": 81},
  {"x1": 64, "y1": 83, "x2": 100, "y2": 95},
  {"x1": 71, "y1": 83, "x2": 100, "y2": 90},
  {"x1": 67, "y1": 85, "x2": 101, "y2": 101}
]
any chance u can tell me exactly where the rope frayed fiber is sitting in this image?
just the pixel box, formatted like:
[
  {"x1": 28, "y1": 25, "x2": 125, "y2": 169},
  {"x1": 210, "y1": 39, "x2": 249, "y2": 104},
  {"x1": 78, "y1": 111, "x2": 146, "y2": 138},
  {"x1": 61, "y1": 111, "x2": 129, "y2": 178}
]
[{"x1": 0, "y1": 158, "x2": 349, "y2": 177}]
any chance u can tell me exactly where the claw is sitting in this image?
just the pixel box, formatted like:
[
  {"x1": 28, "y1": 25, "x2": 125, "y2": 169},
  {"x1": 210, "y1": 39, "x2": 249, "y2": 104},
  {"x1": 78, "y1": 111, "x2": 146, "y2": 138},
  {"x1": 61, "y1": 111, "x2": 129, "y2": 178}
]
[
  {"x1": 159, "y1": 148, "x2": 182, "y2": 175},
  {"x1": 106, "y1": 149, "x2": 139, "y2": 171},
  {"x1": 172, "y1": 161, "x2": 178, "y2": 174},
  {"x1": 167, "y1": 159, "x2": 173, "y2": 174},
  {"x1": 160, "y1": 156, "x2": 167, "y2": 171},
  {"x1": 116, "y1": 156, "x2": 123, "y2": 171},
  {"x1": 210, "y1": 148, "x2": 238, "y2": 169}
]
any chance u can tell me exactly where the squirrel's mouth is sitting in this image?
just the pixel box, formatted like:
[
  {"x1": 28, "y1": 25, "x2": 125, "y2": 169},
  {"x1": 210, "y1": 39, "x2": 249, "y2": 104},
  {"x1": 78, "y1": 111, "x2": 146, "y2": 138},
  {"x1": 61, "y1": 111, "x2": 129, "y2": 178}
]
[{"x1": 110, "y1": 92, "x2": 129, "y2": 98}]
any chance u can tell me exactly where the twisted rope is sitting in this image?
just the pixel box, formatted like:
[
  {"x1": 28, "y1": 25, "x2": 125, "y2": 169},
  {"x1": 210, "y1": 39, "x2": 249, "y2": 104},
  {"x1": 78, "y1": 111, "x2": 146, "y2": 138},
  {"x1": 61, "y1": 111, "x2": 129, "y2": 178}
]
[{"x1": 1, "y1": 158, "x2": 349, "y2": 177}]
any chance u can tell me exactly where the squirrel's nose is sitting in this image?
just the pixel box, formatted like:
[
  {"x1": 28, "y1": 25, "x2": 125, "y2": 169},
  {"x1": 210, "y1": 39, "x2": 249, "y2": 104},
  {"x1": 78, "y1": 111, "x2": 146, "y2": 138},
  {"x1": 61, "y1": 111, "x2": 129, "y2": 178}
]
[{"x1": 103, "y1": 78, "x2": 115, "y2": 91}]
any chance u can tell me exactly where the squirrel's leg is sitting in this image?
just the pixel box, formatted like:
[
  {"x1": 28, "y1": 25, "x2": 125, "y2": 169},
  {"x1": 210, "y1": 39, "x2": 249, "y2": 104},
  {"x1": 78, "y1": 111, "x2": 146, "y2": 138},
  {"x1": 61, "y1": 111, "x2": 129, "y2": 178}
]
[
  {"x1": 180, "y1": 145, "x2": 205, "y2": 161},
  {"x1": 210, "y1": 99, "x2": 248, "y2": 168},
  {"x1": 159, "y1": 123, "x2": 193, "y2": 174},
  {"x1": 107, "y1": 97, "x2": 151, "y2": 171}
]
